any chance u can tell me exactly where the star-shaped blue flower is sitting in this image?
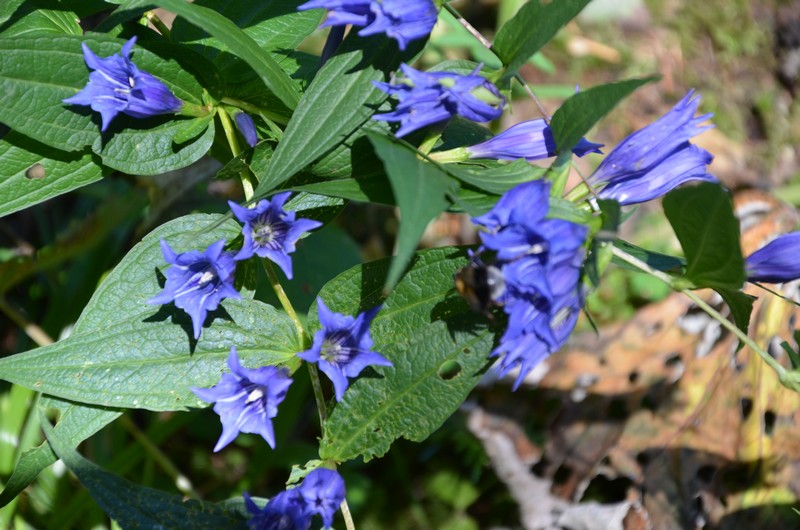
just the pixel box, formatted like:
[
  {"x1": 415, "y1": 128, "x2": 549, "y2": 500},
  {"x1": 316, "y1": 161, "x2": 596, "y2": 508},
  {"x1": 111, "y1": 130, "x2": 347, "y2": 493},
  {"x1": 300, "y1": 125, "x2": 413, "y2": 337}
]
[
  {"x1": 147, "y1": 239, "x2": 240, "y2": 340},
  {"x1": 297, "y1": 299, "x2": 392, "y2": 401},
  {"x1": 63, "y1": 37, "x2": 182, "y2": 131},
  {"x1": 373, "y1": 64, "x2": 505, "y2": 138},
  {"x1": 297, "y1": 468, "x2": 346, "y2": 529},
  {"x1": 229, "y1": 193, "x2": 323, "y2": 279},
  {"x1": 192, "y1": 347, "x2": 293, "y2": 452}
]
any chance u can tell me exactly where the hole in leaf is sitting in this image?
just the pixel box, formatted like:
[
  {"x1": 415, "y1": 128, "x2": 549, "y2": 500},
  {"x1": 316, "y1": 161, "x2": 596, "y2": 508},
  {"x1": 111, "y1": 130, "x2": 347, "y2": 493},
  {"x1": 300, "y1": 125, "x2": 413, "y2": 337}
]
[
  {"x1": 438, "y1": 360, "x2": 461, "y2": 380},
  {"x1": 764, "y1": 410, "x2": 777, "y2": 436},
  {"x1": 740, "y1": 398, "x2": 753, "y2": 420},
  {"x1": 25, "y1": 163, "x2": 45, "y2": 179}
]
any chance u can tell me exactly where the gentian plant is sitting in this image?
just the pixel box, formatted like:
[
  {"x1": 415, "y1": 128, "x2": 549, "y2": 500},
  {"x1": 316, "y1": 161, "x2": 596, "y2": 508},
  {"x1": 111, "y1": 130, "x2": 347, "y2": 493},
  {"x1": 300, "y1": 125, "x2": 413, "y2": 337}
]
[{"x1": 1, "y1": 0, "x2": 799, "y2": 528}]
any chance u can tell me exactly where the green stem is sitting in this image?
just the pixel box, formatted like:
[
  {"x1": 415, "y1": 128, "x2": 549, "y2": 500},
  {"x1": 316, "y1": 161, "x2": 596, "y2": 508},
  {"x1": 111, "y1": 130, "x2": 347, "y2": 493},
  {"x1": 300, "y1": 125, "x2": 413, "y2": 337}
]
[
  {"x1": 417, "y1": 128, "x2": 443, "y2": 156},
  {"x1": 218, "y1": 106, "x2": 255, "y2": 201},
  {"x1": 145, "y1": 10, "x2": 171, "y2": 39},
  {"x1": 341, "y1": 497, "x2": 356, "y2": 530},
  {"x1": 261, "y1": 260, "x2": 306, "y2": 342},
  {"x1": 0, "y1": 298, "x2": 53, "y2": 346},
  {"x1": 220, "y1": 97, "x2": 289, "y2": 126},
  {"x1": 427, "y1": 147, "x2": 469, "y2": 164},
  {"x1": 307, "y1": 363, "x2": 329, "y2": 428},
  {"x1": 610, "y1": 245, "x2": 795, "y2": 388},
  {"x1": 118, "y1": 415, "x2": 199, "y2": 499}
]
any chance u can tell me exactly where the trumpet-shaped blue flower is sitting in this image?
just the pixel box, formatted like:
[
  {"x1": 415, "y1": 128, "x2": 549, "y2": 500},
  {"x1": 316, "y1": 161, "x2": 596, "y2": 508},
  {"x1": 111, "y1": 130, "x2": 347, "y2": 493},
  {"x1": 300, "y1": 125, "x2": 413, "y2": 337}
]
[
  {"x1": 297, "y1": 299, "x2": 392, "y2": 401},
  {"x1": 235, "y1": 112, "x2": 259, "y2": 148},
  {"x1": 373, "y1": 64, "x2": 505, "y2": 137},
  {"x1": 229, "y1": 194, "x2": 323, "y2": 279},
  {"x1": 746, "y1": 232, "x2": 800, "y2": 283},
  {"x1": 466, "y1": 119, "x2": 603, "y2": 161},
  {"x1": 147, "y1": 239, "x2": 240, "y2": 339},
  {"x1": 298, "y1": 0, "x2": 437, "y2": 51},
  {"x1": 192, "y1": 347, "x2": 292, "y2": 452},
  {"x1": 470, "y1": 180, "x2": 587, "y2": 389},
  {"x1": 244, "y1": 468, "x2": 346, "y2": 530},
  {"x1": 63, "y1": 37, "x2": 182, "y2": 131},
  {"x1": 244, "y1": 490, "x2": 308, "y2": 530},
  {"x1": 588, "y1": 91, "x2": 717, "y2": 205}
]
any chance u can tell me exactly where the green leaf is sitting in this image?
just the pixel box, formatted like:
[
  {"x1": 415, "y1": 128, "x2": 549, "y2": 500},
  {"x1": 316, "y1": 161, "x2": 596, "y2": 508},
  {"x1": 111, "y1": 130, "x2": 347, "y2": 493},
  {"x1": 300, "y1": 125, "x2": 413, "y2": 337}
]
[
  {"x1": 316, "y1": 247, "x2": 494, "y2": 462},
  {"x1": 143, "y1": 0, "x2": 301, "y2": 110},
  {"x1": 92, "y1": 115, "x2": 215, "y2": 175},
  {"x1": 252, "y1": 32, "x2": 424, "y2": 197},
  {"x1": 0, "y1": 8, "x2": 82, "y2": 37},
  {"x1": 0, "y1": 214, "x2": 299, "y2": 411},
  {"x1": 368, "y1": 133, "x2": 459, "y2": 291},
  {"x1": 612, "y1": 239, "x2": 686, "y2": 274},
  {"x1": 0, "y1": 397, "x2": 121, "y2": 508},
  {"x1": 492, "y1": 0, "x2": 591, "y2": 74},
  {"x1": 41, "y1": 414, "x2": 247, "y2": 529},
  {"x1": 0, "y1": 130, "x2": 105, "y2": 218},
  {"x1": 550, "y1": 77, "x2": 659, "y2": 154},
  {"x1": 662, "y1": 182, "x2": 745, "y2": 290},
  {"x1": 171, "y1": 0, "x2": 323, "y2": 81},
  {"x1": 0, "y1": 35, "x2": 208, "y2": 153},
  {"x1": 288, "y1": 175, "x2": 395, "y2": 205},
  {"x1": 716, "y1": 287, "x2": 755, "y2": 339},
  {"x1": 445, "y1": 160, "x2": 545, "y2": 195},
  {"x1": 0, "y1": 0, "x2": 26, "y2": 26}
]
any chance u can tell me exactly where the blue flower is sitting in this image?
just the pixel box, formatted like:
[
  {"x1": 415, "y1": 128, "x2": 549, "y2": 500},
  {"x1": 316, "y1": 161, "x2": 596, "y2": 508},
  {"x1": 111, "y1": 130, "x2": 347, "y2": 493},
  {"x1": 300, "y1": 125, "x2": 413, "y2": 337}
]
[
  {"x1": 470, "y1": 180, "x2": 587, "y2": 389},
  {"x1": 62, "y1": 37, "x2": 182, "y2": 132},
  {"x1": 147, "y1": 239, "x2": 240, "y2": 339},
  {"x1": 244, "y1": 468, "x2": 346, "y2": 530},
  {"x1": 298, "y1": 0, "x2": 437, "y2": 51},
  {"x1": 466, "y1": 119, "x2": 603, "y2": 161},
  {"x1": 229, "y1": 193, "x2": 323, "y2": 279},
  {"x1": 244, "y1": 490, "x2": 308, "y2": 530},
  {"x1": 296, "y1": 468, "x2": 346, "y2": 529},
  {"x1": 234, "y1": 112, "x2": 259, "y2": 148},
  {"x1": 297, "y1": 299, "x2": 392, "y2": 401},
  {"x1": 192, "y1": 347, "x2": 292, "y2": 452},
  {"x1": 588, "y1": 91, "x2": 717, "y2": 205},
  {"x1": 746, "y1": 232, "x2": 800, "y2": 283},
  {"x1": 373, "y1": 64, "x2": 505, "y2": 137}
]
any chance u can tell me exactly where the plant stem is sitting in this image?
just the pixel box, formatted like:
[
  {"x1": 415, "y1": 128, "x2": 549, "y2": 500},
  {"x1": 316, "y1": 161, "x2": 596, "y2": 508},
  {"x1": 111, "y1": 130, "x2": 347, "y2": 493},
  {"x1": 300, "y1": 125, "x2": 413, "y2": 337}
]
[
  {"x1": 417, "y1": 128, "x2": 443, "y2": 156},
  {"x1": 341, "y1": 497, "x2": 356, "y2": 530},
  {"x1": 610, "y1": 245, "x2": 795, "y2": 389},
  {"x1": 118, "y1": 415, "x2": 199, "y2": 499},
  {"x1": 145, "y1": 10, "x2": 171, "y2": 40},
  {"x1": 0, "y1": 298, "x2": 53, "y2": 346},
  {"x1": 220, "y1": 97, "x2": 288, "y2": 126},
  {"x1": 307, "y1": 363, "x2": 328, "y2": 428},
  {"x1": 217, "y1": 106, "x2": 255, "y2": 200},
  {"x1": 261, "y1": 260, "x2": 306, "y2": 342}
]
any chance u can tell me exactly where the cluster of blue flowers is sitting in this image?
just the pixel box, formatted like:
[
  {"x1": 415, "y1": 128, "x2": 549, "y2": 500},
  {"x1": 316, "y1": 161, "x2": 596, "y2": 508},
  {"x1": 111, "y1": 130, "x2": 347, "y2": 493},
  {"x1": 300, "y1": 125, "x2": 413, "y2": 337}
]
[
  {"x1": 142, "y1": 194, "x2": 390, "y2": 526},
  {"x1": 61, "y1": 17, "x2": 800, "y2": 529},
  {"x1": 469, "y1": 180, "x2": 588, "y2": 388},
  {"x1": 298, "y1": 0, "x2": 437, "y2": 51},
  {"x1": 373, "y1": 64, "x2": 505, "y2": 137},
  {"x1": 244, "y1": 468, "x2": 346, "y2": 530}
]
